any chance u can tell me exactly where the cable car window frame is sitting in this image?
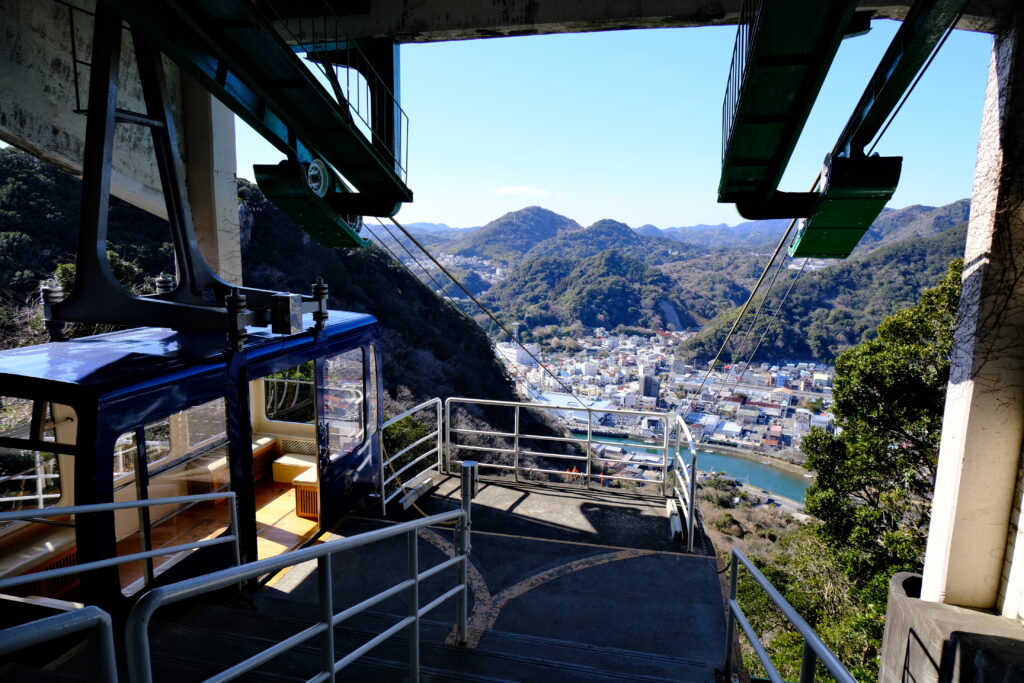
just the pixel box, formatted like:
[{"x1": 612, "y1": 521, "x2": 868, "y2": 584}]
[
  {"x1": 0, "y1": 396, "x2": 77, "y2": 535},
  {"x1": 111, "y1": 398, "x2": 229, "y2": 492},
  {"x1": 319, "y1": 347, "x2": 367, "y2": 462},
  {"x1": 260, "y1": 361, "x2": 316, "y2": 427}
]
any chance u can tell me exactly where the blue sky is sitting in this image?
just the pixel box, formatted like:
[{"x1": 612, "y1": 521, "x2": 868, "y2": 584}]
[{"x1": 235, "y1": 21, "x2": 993, "y2": 229}]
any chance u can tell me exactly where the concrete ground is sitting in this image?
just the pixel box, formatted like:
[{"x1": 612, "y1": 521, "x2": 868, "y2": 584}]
[{"x1": 266, "y1": 475, "x2": 728, "y2": 680}]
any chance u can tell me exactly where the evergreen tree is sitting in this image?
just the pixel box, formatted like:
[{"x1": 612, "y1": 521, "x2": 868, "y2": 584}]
[{"x1": 802, "y1": 258, "x2": 962, "y2": 597}]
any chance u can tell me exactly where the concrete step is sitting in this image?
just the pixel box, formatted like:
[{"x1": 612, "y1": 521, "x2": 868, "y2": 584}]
[
  {"x1": 145, "y1": 593, "x2": 715, "y2": 682},
  {"x1": 0, "y1": 663, "x2": 94, "y2": 682}
]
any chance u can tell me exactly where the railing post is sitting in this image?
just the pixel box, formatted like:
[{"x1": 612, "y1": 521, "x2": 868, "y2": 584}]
[
  {"x1": 513, "y1": 405, "x2": 520, "y2": 483},
  {"x1": 660, "y1": 423, "x2": 669, "y2": 497},
  {"x1": 407, "y1": 529, "x2": 420, "y2": 683},
  {"x1": 688, "y1": 452, "x2": 697, "y2": 553},
  {"x1": 800, "y1": 640, "x2": 818, "y2": 683},
  {"x1": 584, "y1": 408, "x2": 592, "y2": 490},
  {"x1": 435, "y1": 398, "x2": 443, "y2": 476},
  {"x1": 444, "y1": 399, "x2": 452, "y2": 475},
  {"x1": 456, "y1": 461, "x2": 477, "y2": 645},
  {"x1": 725, "y1": 551, "x2": 738, "y2": 678},
  {"x1": 319, "y1": 554, "x2": 336, "y2": 682},
  {"x1": 229, "y1": 493, "x2": 242, "y2": 568},
  {"x1": 379, "y1": 421, "x2": 388, "y2": 517}
]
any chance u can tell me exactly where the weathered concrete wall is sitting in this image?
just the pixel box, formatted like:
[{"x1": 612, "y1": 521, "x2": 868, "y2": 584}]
[
  {"x1": 880, "y1": 573, "x2": 1024, "y2": 682},
  {"x1": 997, "y1": 458, "x2": 1024, "y2": 621},
  {"x1": 922, "y1": 7, "x2": 1024, "y2": 612},
  {"x1": 181, "y1": 76, "x2": 241, "y2": 283},
  {"x1": 0, "y1": 0, "x2": 241, "y2": 282},
  {"x1": 0, "y1": 0, "x2": 181, "y2": 219}
]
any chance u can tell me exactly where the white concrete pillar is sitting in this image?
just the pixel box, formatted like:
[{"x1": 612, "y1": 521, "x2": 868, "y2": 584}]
[
  {"x1": 181, "y1": 75, "x2": 242, "y2": 284},
  {"x1": 921, "y1": 10, "x2": 1024, "y2": 611}
]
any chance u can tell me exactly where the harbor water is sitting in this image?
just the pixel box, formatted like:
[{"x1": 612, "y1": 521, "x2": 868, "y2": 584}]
[{"x1": 574, "y1": 434, "x2": 811, "y2": 503}]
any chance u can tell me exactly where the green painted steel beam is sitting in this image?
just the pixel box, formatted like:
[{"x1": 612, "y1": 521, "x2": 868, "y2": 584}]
[
  {"x1": 835, "y1": 0, "x2": 970, "y2": 156},
  {"x1": 788, "y1": 155, "x2": 902, "y2": 258},
  {"x1": 102, "y1": 0, "x2": 412, "y2": 215},
  {"x1": 719, "y1": 0, "x2": 860, "y2": 205},
  {"x1": 255, "y1": 161, "x2": 371, "y2": 249}
]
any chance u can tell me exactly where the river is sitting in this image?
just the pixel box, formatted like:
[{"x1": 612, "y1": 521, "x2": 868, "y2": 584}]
[{"x1": 572, "y1": 435, "x2": 811, "y2": 503}]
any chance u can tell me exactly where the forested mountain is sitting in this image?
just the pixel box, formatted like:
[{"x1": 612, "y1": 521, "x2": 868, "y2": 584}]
[
  {"x1": 0, "y1": 147, "x2": 516, "y2": 410},
  {"x1": 453, "y1": 200, "x2": 969, "y2": 362},
  {"x1": 850, "y1": 199, "x2": 970, "y2": 257},
  {"x1": 681, "y1": 222, "x2": 969, "y2": 362},
  {"x1": 484, "y1": 248, "x2": 692, "y2": 331},
  {"x1": 445, "y1": 206, "x2": 580, "y2": 263},
  {"x1": 484, "y1": 216, "x2": 768, "y2": 331},
  {"x1": 658, "y1": 218, "x2": 790, "y2": 249}
]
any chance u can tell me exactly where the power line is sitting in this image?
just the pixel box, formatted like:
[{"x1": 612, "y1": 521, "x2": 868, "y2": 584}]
[
  {"x1": 866, "y1": 6, "x2": 966, "y2": 156},
  {"x1": 687, "y1": 167, "x2": 826, "y2": 403},
  {"x1": 726, "y1": 250, "x2": 791, "y2": 374},
  {"x1": 364, "y1": 219, "x2": 550, "y2": 399},
  {"x1": 380, "y1": 216, "x2": 589, "y2": 405},
  {"x1": 729, "y1": 257, "x2": 810, "y2": 391},
  {"x1": 687, "y1": 216, "x2": 799, "y2": 402}
]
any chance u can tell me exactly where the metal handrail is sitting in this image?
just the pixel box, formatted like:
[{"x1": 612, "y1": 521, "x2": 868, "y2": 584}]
[
  {"x1": 380, "y1": 398, "x2": 442, "y2": 514},
  {"x1": 444, "y1": 397, "x2": 673, "y2": 493},
  {"x1": 0, "y1": 605, "x2": 117, "y2": 681},
  {"x1": 0, "y1": 492, "x2": 240, "y2": 592},
  {"x1": 722, "y1": 0, "x2": 764, "y2": 161},
  {"x1": 260, "y1": 0, "x2": 410, "y2": 180},
  {"x1": 126, "y1": 462, "x2": 478, "y2": 683},
  {"x1": 725, "y1": 548, "x2": 855, "y2": 683},
  {"x1": 672, "y1": 414, "x2": 699, "y2": 552}
]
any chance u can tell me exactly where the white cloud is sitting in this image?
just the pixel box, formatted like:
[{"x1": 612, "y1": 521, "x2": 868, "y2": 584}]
[{"x1": 491, "y1": 185, "x2": 551, "y2": 197}]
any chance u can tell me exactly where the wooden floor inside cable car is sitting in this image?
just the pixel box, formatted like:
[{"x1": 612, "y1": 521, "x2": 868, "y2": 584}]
[{"x1": 116, "y1": 478, "x2": 319, "y2": 592}]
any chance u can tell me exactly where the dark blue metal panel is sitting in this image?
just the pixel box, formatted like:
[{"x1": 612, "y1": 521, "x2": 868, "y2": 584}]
[{"x1": 0, "y1": 311, "x2": 381, "y2": 616}]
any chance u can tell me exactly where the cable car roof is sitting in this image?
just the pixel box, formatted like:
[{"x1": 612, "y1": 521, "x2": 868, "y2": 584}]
[{"x1": 0, "y1": 311, "x2": 376, "y2": 397}]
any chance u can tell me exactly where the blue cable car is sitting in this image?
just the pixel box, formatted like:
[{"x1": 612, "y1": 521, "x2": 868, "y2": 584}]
[{"x1": 0, "y1": 311, "x2": 382, "y2": 614}]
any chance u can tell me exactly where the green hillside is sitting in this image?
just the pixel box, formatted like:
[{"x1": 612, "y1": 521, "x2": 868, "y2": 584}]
[
  {"x1": 445, "y1": 206, "x2": 580, "y2": 263},
  {"x1": 0, "y1": 147, "x2": 516, "y2": 410},
  {"x1": 682, "y1": 222, "x2": 968, "y2": 362}
]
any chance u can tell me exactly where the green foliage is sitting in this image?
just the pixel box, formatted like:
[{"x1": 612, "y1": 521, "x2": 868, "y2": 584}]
[
  {"x1": 382, "y1": 415, "x2": 432, "y2": 475},
  {"x1": 238, "y1": 179, "x2": 518, "y2": 411},
  {"x1": 682, "y1": 223, "x2": 967, "y2": 363},
  {"x1": 802, "y1": 259, "x2": 961, "y2": 591},
  {"x1": 736, "y1": 525, "x2": 885, "y2": 681},
  {"x1": 733, "y1": 261, "x2": 961, "y2": 682},
  {"x1": 447, "y1": 206, "x2": 580, "y2": 263}
]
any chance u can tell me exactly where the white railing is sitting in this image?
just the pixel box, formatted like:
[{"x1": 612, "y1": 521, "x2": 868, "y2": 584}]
[
  {"x1": 0, "y1": 605, "x2": 117, "y2": 681},
  {"x1": 0, "y1": 452, "x2": 61, "y2": 510},
  {"x1": 0, "y1": 492, "x2": 240, "y2": 594},
  {"x1": 126, "y1": 464, "x2": 478, "y2": 683},
  {"x1": 443, "y1": 397, "x2": 674, "y2": 495},
  {"x1": 726, "y1": 548, "x2": 855, "y2": 683},
  {"x1": 672, "y1": 414, "x2": 700, "y2": 553},
  {"x1": 380, "y1": 398, "x2": 443, "y2": 515}
]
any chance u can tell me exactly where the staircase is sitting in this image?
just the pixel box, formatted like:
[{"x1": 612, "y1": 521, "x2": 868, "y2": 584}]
[{"x1": 147, "y1": 592, "x2": 715, "y2": 682}]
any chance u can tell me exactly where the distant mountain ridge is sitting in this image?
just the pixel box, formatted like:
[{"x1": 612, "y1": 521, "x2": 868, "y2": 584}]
[
  {"x1": 446, "y1": 206, "x2": 581, "y2": 263},
  {"x1": 450, "y1": 200, "x2": 970, "y2": 360}
]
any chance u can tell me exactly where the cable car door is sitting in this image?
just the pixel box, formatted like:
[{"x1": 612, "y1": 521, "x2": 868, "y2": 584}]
[{"x1": 316, "y1": 347, "x2": 373, "y2": 528}]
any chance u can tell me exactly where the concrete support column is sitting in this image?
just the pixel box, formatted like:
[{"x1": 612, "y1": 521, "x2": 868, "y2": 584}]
[
  {"x1": 181, "y1": 75, "x2": 242, "y2": 284},
  {"x1": 921, "y1": 9, "x2": 1024, "y2": 612}
]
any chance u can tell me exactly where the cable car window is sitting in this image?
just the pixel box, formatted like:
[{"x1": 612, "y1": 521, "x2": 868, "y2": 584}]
[
  {"x1": 184, "y1": 399, "x2": 228, "y2": 453},
  {"x1": 264, "y1": 360, "x2": 315, "y2": 424},
  {"x1": 0, "y1": 397, "x2": 71, "y2": 529},
  {"x1": 114, "y1": 398, "x2": 228, "y2": 484},
  {"x1": 111, "y1": 399, "x2": 231, "y2": 594},
  {"x1": 322, "y1": 348, "x2": 364, "y2": 460}
]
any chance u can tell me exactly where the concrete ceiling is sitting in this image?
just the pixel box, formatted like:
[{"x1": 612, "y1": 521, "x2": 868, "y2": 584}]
[{"x1": 266, "y1": 0, "x2": 1015, "y2": 44}]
